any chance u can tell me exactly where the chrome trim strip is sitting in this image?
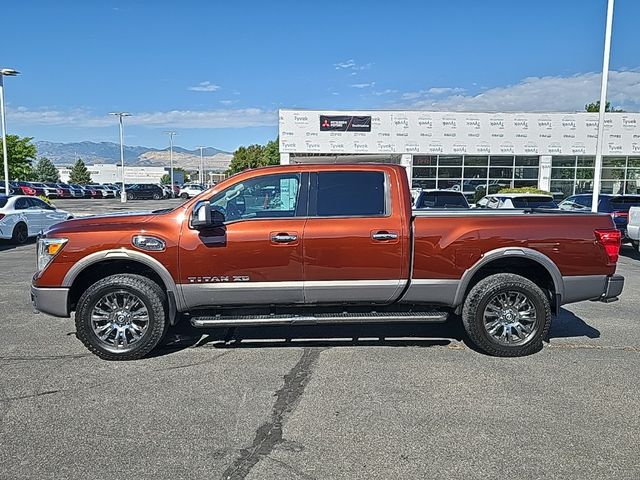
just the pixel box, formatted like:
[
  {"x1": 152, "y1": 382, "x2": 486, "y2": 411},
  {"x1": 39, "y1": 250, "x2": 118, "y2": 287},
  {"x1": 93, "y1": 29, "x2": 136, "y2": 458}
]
[{"x1": 399, "y1": 279, "x2": 460, "y2": 305}]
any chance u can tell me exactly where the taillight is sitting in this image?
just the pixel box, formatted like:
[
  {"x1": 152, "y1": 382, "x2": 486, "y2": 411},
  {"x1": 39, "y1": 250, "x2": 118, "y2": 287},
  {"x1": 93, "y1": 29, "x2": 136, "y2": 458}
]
[
  {"x1": 57, "y1": 188, "x2": 63, "y2": 196},
  {"x1": 0, "y1": 214, "x2": 5, "y2": 221},
  {"x1": 595, "y1": 229, "x2": 621, "y2": 264},
  {"x1": 22, "y1": 186, "x2": 36, "y2": 195}
]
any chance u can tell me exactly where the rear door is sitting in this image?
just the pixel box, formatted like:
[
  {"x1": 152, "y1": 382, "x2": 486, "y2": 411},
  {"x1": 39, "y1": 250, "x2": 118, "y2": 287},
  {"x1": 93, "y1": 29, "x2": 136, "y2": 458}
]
[{"x1": 302, "y1": 170, "x2": 407, "y2": 303}]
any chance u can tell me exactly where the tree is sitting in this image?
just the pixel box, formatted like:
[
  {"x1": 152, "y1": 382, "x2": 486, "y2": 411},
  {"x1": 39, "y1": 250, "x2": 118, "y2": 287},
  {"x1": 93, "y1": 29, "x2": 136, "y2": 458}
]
[
  {"x1": 0, "y1": 134, "x2": 36, "y2": 181},
  {"x1": 262, "y1": 138, "x2": 280, "y2": 167},
  {"x1": 585, "y1": 101, "x2": 624, "y2": 113},
  {"x1": 34, "y1": 157, "x2": 60, "y2": 182},
  {"x1": 226, "y1": 138, "x2": 281, "y2": 175},
  {"x1": 68, "y1": 159, "x2": 92, "y2": 184},
  {"x1": 160, "y1": 173, "x2": 171, "y2": 184}
]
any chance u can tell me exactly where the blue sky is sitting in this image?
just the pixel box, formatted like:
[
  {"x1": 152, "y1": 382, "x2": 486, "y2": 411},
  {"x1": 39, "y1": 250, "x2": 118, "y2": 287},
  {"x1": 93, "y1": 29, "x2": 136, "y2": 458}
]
[{"x1": 2, "y1": 0, "x2": 639, "y2": 152}]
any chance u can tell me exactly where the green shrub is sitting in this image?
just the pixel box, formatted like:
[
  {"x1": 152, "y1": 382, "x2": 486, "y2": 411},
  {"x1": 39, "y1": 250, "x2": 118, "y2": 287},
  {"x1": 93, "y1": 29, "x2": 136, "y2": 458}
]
[{"x1": 497, "y1": 187, "x2": 552, "y2": 195}]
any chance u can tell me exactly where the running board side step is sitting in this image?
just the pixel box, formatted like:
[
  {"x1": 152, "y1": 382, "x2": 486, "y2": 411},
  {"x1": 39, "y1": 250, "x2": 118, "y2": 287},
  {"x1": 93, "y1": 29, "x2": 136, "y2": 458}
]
[{"x1": 190, "y1": 311, "x2": 449, "y2": 328}]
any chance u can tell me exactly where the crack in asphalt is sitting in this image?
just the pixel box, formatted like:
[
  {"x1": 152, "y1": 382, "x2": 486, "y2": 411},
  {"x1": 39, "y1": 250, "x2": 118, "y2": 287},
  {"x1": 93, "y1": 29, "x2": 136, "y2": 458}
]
[{"x1": 220, "y1": 347, "x2": 323, "y2": 480}]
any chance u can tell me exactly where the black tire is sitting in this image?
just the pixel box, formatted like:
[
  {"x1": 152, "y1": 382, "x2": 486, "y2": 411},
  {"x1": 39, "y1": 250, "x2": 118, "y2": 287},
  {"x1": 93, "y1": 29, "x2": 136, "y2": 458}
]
[
  {"x1": 152, "y1": 192, "x2": 161, "y2": 200},
  {"x1": 462, "y1": 273, "x2": 551, "y2": 357},
  {"x1": 180, "y1": 192, "x2": 189, "y2": 199},
  {"x1": 75, "y1": 274, "x2": 168, "y2": 360},
  {"x1": 127, "y1": 192, "x2": 135, "y2": 200},
  {"x1": 11, "y1": 222, "x2": 29, "y2": 245},
  {"x1": 632, "y1": 240, "x2": 639, "y2": 251}
]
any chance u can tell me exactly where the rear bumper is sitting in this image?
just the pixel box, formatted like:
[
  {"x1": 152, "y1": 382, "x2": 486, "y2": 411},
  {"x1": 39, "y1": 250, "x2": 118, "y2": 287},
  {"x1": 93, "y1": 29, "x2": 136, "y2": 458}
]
[
  {"x1": 562, "y1": 274, "x2": 624, "y2": 304},
  {"x1": 31, "y1": 285, "x2": 71, "y2": 318},
  {"x1": 601, "y1": 274, "x2": 624, "y2": 302}
]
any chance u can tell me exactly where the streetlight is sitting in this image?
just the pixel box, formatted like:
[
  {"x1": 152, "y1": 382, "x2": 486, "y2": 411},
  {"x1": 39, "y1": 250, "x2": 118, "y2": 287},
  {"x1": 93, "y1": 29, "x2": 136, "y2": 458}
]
[
  {"x1": 164, "y1": 131, "x2": 177, "y2": 197},
  {"x1": 195, "y1": 145, "x2": 206, "y2": 186},
  {"x1": 592, "y1": 0, "x2": 615, "y2": 212},
  {"x1": 109, "y1": 112, "x2": 131, "y2": 203},
  {"x1": 0, "y1": 68, "x2": 20, "y2": 196}
]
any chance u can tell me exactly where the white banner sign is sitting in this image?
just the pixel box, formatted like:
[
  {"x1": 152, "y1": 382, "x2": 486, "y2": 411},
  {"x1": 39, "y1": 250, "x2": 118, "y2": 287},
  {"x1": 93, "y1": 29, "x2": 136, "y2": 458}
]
[{"x1": 279, "y1": 110, "x2": 640, "y2": 156}]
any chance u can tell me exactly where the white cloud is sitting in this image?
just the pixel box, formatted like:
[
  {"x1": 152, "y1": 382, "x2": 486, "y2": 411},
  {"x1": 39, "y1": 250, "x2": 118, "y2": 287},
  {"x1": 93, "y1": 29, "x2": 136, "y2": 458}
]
[
  {"x1": 334, "y1": 59, "x2": 356, "y2": 70},
  {"x1": 351, "y1": 82, "x2": 375, "y2": 89},
  {"x1": 188, "y1": 81, "x2": 221, "y2": 92},
  {"x1": 8, "y1": 107, "x2": 277, "y2": 129},
  {"x1": 402, "y1": 71, "x2": 640, "y2": 112},
  {"x1": 219, "y1": 100, "x2": 236, "y2": 106},
  {"x1": 334, "y1": 60, "x2": 373, "y2": 72}
]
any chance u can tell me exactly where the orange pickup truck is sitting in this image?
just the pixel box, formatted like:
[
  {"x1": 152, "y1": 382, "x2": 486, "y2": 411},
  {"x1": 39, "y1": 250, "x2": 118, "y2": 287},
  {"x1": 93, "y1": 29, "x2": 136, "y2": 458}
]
[{"x1": 32, "y1": 164, "x2": 624, "y2": 360}]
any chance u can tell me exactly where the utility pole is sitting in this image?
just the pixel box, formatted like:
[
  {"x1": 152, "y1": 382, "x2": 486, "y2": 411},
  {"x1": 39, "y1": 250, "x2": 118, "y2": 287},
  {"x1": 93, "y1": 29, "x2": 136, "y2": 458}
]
[
  {"x1": 164, "y1": 131, "x2": 177, "y2": 197},
  {"x1": 109, "y1": 112, "x2": 131, "y2": 202},
  {"x1": 592, "y1": 0, "x2": 615, "y2": 212},
  {"x1": 195, "y1": 145, "x2": 206, "y2": 185},
  {"x1": 0, "y1": 68, "x2": 20, "y2": 195}
]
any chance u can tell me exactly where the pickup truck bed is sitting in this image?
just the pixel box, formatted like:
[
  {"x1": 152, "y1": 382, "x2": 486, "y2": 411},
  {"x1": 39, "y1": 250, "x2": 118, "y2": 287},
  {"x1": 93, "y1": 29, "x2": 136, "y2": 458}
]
[{"x1": 32, "y1": 164, "x2": 624, "y2": 360}]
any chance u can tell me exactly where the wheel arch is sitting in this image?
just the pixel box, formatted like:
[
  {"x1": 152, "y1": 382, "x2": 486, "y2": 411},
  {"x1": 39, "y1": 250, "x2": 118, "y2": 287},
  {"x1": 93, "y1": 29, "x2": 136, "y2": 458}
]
[
  {"x1": 64, "y1": 249, "x2": 184, "y2": 324},
  {"x1": 453, "y1": 247, "x2": 564, "y2": 314}
]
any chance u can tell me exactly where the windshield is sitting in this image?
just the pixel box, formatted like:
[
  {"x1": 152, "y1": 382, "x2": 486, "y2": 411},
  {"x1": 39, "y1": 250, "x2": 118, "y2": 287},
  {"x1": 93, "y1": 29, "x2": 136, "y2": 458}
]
[{"x1": 0, "y1": 198, "x2": 7, "y2": 208}]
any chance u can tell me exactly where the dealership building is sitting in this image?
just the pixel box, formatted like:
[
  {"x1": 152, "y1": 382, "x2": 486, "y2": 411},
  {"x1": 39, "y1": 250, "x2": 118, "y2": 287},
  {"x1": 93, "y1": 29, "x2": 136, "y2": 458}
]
[
  {"x1": 57, "y1": 164, "x2": 182, "y2": 185},
  {"x1": 278, "y1": 110, "x2": 640, "y2": 198}
]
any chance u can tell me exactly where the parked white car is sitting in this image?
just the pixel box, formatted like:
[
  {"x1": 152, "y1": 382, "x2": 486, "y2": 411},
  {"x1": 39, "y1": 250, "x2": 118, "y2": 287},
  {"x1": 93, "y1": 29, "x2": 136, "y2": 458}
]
[
  {"x1": 179, "y1": 183, "x2": 205, "y2": 199},
  {"x1": 0, "y1": 195, "x2": 72, "y2": 244},
  {"x1": 628, "y1": 206, "x2": 640, "y2": 250},
  {"x1": 476, "y1": 193, "x2": 558, "y2": 209}
]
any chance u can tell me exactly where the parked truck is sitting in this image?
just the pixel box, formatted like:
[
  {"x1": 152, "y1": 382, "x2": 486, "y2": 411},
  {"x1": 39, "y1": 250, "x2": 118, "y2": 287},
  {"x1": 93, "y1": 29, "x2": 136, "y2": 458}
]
[{"x1": 32, "y1": 164, "x2": 624, "y2": 360}]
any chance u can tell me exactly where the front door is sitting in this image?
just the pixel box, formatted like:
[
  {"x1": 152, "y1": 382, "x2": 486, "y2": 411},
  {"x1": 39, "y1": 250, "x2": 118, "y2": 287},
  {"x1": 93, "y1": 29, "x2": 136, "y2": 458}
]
[
  {"x1": 178, "y1": 172, "x2": 308, "y2": 308},
  {"x1": 302, "y1": 170, "x2": 407, "y2": 304}
]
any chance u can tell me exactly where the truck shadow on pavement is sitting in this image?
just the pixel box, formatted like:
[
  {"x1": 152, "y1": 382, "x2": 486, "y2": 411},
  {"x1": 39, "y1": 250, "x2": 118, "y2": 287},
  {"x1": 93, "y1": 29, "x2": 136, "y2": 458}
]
[
  {"x1": 0, "y1": 238, "x2": 35, "y2": 252},
  {"x1": 158, "y1": 308, "x2": 600, "y2": 355},
  {"x1": 620, "y1": 245, "x2": 640, "y2": 261}
]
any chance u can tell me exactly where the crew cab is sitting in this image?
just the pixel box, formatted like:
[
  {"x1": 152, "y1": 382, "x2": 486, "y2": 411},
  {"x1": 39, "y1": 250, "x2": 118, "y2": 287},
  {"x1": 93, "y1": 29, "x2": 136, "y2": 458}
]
[{"x1": 31, "y1": 164, "x2": 624, "y2": 360}]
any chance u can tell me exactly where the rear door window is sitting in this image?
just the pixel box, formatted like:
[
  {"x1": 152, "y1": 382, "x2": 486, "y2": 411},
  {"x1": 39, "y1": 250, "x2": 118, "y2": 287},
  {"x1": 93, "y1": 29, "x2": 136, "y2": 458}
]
[
  {"x1": 416, "y1": 192, "x2": 469, "y2": 208},
  {"x1": 510, "y1": 197, "x2": 558, "y2": 208},
  {"x1": 610, "y1": 196, "x2": 640, "y2": 210},
  {"x1": 314, "y1": 171, "x2": 386, "y2": 217}
]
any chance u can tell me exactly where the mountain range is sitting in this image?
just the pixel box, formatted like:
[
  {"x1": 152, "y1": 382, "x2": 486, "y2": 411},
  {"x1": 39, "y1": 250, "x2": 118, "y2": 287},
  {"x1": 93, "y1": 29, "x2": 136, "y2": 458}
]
[{"x1": 35, "y1": 141, "x2": 233, "y2": 171}]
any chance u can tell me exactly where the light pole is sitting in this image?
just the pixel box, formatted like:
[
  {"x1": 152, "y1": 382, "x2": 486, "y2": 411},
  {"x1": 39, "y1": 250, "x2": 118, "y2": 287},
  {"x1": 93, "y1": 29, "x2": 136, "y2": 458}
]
[
  {"x1": 164, "y1": 131, "x2": 177, "y2": 197},
  {"x1": 1, "y1": 68, "x2": 20, "y2": 196},
  {"x1": 195, "y1": 145, "x2": 205, "y2": 186},
  {"x1": 109, "y1": 112, "x2": 131, "y2": 203},
  {"x1": 592, "y1": 0, "x2": 615, "y2": 212}
]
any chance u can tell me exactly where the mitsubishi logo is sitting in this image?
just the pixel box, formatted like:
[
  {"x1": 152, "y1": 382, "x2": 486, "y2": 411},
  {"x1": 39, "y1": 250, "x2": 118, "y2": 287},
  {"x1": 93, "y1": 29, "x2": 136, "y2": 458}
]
[{"x1": 322, "y1": 119, "x2": 330, "y2": 128}]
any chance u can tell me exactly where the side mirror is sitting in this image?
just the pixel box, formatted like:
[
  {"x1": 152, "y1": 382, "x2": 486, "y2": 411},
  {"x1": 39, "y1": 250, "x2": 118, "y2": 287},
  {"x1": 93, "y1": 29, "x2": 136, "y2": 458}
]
[
  {"x1": 192, "y1": 201, "x2": 212, "y2": 229},
  {"x1": 192, "y1": 201, "x2": 225, "y2": 229}
]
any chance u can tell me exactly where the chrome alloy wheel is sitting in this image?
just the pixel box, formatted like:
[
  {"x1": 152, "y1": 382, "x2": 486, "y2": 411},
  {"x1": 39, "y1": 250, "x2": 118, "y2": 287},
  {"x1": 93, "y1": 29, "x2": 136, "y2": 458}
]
[
  {"x1": 90, "y1": 291, "x2": 150, "y2": 349},
  {"x1": 483, "y1": 291, "x2": 538, "y2": 346}
]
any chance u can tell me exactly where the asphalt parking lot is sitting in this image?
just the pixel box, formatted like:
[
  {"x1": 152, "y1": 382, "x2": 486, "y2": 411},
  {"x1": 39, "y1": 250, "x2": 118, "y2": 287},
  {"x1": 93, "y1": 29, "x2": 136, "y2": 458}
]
[{"x1": 1, "y1": 199, "x2": 639, "y2": 480}]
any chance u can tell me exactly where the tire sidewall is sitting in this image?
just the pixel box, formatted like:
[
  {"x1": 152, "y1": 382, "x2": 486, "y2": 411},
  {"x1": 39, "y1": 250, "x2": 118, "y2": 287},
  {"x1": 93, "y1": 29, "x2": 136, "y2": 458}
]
[
  {"x1": 463, "y1": 274, "x2": 551, "y2": 356},
  {"x1": 76, "y1": 275, "x2": 167, "y2": 360},
  {"x1": 12, "y1": 223, "x2": 28, "y2": 244}
]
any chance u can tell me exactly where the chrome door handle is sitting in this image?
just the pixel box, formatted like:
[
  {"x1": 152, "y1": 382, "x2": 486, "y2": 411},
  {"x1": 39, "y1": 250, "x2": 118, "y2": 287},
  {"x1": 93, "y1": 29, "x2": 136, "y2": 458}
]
[
  {"x1": 271, "y1": 233, "x2": 298, "y2": 243},
  {"x1": 371, "y1": 232, "x2": 398, "y2": 241}
]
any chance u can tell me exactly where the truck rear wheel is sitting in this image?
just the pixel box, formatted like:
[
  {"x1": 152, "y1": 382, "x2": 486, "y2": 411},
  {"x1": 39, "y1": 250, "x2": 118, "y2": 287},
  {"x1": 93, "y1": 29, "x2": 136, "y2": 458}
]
[
  {"x1": 462, "y1": 273, "x2": 551, "y2": 357},
  {"x1": 75, "y1": 274, "x2": 168, "y2": 360}
]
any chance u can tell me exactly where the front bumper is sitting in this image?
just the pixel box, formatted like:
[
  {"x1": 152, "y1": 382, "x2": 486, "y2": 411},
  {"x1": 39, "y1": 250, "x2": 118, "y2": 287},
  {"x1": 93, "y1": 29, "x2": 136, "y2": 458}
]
[{"x1": 31, "y1": 285, "x2": 70, "y2": 317}]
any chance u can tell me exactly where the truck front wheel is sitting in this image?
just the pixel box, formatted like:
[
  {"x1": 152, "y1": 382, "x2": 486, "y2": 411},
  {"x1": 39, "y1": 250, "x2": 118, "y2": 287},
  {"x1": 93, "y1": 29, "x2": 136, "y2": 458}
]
[
  {"x1": 75, "y1": 274, "x2": 168, "y2": 360},
  {"x1": 462, "y1": 273, "x2": 551, "y2": 357}
]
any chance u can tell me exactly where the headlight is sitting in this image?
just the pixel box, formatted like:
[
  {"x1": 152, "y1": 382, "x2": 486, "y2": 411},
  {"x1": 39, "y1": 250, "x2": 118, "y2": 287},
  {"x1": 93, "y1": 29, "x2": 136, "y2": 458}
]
[{"x1": 37, "y1": 237, "x2": 68, "y2": 273}]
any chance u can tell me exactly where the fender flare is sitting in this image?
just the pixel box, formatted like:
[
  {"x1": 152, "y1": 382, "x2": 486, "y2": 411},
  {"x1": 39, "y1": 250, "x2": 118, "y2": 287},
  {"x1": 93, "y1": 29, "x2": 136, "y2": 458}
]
[
  {"x1": 452, "y1": 247, "x2": 564, "y2": 307},
  {"x1": 62, "y1": 249, "x2": 186, "y2": 312}
]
